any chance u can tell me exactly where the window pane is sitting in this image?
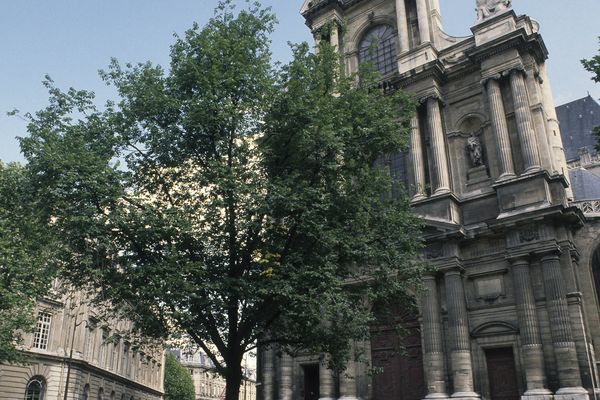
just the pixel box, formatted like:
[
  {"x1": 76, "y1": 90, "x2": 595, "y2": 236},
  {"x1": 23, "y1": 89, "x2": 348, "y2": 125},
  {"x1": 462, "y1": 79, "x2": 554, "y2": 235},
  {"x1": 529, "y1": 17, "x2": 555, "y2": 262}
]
[
  {"x1": 33, "y1": 312, "x2": 52, "y2": 350},
  {"x1": 359, "y1": 25, "x2": 398, "y2": 76},
  {"x1": 25, "y1": 378, "x2": 44, "y2": 400}
]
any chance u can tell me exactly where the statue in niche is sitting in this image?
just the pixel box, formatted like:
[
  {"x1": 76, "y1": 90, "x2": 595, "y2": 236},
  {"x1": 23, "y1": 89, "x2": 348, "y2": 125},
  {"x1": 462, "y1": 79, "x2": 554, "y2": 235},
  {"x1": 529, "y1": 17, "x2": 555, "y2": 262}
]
[
  {"x1": 476, "y1": 0, "x2": 512, "y2": 22},
  {"x1": 467, "y1": 133, "x2": 484, "y2": 167}
]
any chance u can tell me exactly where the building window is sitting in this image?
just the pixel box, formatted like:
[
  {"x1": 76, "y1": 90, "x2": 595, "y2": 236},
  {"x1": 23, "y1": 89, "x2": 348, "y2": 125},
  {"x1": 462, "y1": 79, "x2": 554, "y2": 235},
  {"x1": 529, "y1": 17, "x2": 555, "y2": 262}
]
[
  {"x1": 24, "y1": 376, "x2": 46, "y2": 400},
  {"x1": 98, "y1": 388, "x2": 104, "y2": 400},
  {"x1": 32, "y1": 312, "x2": 52, "y2": 350},
  {"x1": 81, "y1": 384, "x2": 90, "y2": 400},
  {"x1": 358, "y1": 24, "x2": 398, "y2": 76},
  {"x1": 592, "y1": 246, "x2": 600, "y2": 306}
]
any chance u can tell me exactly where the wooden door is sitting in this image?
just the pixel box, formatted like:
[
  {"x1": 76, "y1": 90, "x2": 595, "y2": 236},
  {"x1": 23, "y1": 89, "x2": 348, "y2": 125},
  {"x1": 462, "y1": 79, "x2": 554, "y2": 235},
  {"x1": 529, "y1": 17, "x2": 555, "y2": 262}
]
[
  {"x1": 303, "y1": 364, "x2": 320, "y2": 400},
  {"x1": 485, "y1": 347, "x2": 520, "y2": 400},
  {"x1": 370, "y1": 309, "x2": 425, "y2": 400}
]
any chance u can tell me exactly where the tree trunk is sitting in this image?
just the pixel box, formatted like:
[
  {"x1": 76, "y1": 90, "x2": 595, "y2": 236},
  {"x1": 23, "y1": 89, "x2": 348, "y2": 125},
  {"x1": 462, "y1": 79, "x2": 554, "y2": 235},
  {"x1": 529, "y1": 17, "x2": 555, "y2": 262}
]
[{"x1": 225, "y1": 365, "x2": 243, "y2": 400}]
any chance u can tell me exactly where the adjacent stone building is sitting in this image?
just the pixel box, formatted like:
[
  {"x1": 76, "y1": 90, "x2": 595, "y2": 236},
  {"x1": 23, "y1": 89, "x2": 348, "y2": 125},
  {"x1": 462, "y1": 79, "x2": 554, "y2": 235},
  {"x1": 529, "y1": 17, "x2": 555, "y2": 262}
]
[
  {"x1": 259, "y1": 2, "x2": 600, "y2": 400},
  {"x1": 171, "y1": 349, "x2": 256, "y2": 400},
  {"x1": 0, "y1": 288, "x2": 164, "y2": 400}
]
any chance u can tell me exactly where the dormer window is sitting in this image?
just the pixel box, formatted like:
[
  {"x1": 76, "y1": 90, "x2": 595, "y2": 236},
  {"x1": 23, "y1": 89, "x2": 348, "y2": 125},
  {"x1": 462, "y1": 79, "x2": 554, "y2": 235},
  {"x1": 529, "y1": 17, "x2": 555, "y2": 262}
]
[{"x1": 358, "y1": 25, "x2": 398, "y2": 76}]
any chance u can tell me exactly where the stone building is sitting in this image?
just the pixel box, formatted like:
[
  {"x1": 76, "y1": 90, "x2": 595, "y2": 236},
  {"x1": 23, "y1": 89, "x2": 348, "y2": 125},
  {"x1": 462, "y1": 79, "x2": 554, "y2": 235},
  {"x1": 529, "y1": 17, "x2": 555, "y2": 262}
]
[
  {"x1": 557, "y1": 95, "x2": 600, "y2": 203},
  {"x1": 0, "y1": 288, "x2": 164, "y2": 400},
  {"x1": 259, "y1": 2, "x2": 600, "y2": 400},
  {"x1": 171, "y1": 349, "x2": 256, "y2": 400}
]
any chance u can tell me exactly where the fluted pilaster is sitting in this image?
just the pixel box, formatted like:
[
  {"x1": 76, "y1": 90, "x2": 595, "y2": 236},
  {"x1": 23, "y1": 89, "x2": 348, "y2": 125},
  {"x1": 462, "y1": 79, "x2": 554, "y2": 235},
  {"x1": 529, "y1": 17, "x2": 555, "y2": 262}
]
[
  {"x1": 330, "y1": 22, "x2": 340, "y2": 50},
  {"x1": 319, "y1": 355, "x2": 336, "y2": 400},
  {"x1": 262, "y1": 346, "x2": 276, "y2": 400},
  {"x1": 541, "y1": 253, "x2": 587, "y2": 398},
  {"x1": 426, "y1": 97, "x2": 450, "y2": 194},
  {"x1": 509, "y1": 69, "x2": 541, "y2": 173},
  {"x1": 339, "y1": 357, "x2": 358, "y2": 400},
  {"x1": 444, "y1": 270, "x2": 478, "y2": 398},
  {"x1": 422, "y1": 275, "x2": 448, "y2": 398},
  {"x1": 395, "y1": 0, "x2": 410, "y2": 52},
  {"x1": 510, "y1": 258, "x2": 550, "y2": 396},
  {"x1": 416, "y1": 0, "x2": 431, "y2": 44},
  {"x1": 485, "y1": 76, "x2": 515, "y2": 180},
  {"x1": 410, "y1": 114, "x2": 427, "y2": 201},
  {"x1": 278, "y1": 352, "x2": 293, "y2": 400}
]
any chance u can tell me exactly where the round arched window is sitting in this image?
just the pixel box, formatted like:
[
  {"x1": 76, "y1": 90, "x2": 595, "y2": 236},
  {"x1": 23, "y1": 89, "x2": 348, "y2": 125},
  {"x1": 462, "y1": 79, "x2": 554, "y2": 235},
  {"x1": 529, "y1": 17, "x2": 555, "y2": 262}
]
[
  {"x1": 358, "y1": 25, "x2": 398, "y2": 76},
  {"x1": 24, "y1": 377, "x2": 45, "y2": 400}
]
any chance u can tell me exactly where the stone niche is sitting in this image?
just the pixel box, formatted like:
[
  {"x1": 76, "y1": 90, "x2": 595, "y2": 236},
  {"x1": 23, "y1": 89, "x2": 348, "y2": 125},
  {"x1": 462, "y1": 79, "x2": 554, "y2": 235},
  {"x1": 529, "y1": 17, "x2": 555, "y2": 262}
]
[{"x1": 448, "y1": 115, "x2": 493, "y2": 195}]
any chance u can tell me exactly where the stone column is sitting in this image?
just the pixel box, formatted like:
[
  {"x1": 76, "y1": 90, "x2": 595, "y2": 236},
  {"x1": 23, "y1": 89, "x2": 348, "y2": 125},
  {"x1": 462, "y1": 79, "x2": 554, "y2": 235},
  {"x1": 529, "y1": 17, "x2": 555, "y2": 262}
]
[
  {"x1": 540, "y1": 253, "x2": 589, "y2": 400},
  {"x1": 485, "y1": 76, "x2": 515, "y2": 180},
  {"x1": 330, "y1": 22, "x2": 340, "y2": 50},
  {"x1": 395, "y1": 0, "x2": 410, "y2": 52},
  {"x1": 410, "y1": 114, "x2": 427, "y2": 201},
  {"x1": 426, "y1": 97, "x2": 451, "y2": 194},
  {"x1": 339, "y1": 358, "x2": 358, "y2": 400},
  {"x1": 444, "y1": 269, "x2": 479, "y2": 399},
  {"x1": 262, "y1": 346, "x2": 275, "y2": 400},
  {"x1": 422, "y1": 275, "x2": 449, "y2": 398},
  {"x1": 510, "y1": 258, "x2": 552, "y2": 399},
  {"x1": 509, "y1": 68, "x2": 541, "y2": 173},
  {"x1": 319, "y1": 356, "x2": 336, "y2": 400},
  {"x1": 416, "y1": 0, "x2": 431, "y2": 44},
  {"x1": 279, "y1": 352, "x2": 293, "y2": 400}
]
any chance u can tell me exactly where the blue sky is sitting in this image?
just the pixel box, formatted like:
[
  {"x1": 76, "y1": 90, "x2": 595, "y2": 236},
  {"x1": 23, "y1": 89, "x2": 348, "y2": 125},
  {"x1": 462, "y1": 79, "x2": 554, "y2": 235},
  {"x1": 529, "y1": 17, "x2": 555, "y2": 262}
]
[{"x1": 1, "y1": 0, "x2": 599, "y2": 163}]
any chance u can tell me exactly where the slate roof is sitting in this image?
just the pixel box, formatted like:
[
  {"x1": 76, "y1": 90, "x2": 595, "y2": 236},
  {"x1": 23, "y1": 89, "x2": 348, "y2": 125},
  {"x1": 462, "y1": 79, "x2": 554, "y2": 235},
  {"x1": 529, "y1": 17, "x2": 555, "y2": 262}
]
[
  {"x1": 569, "y1": 168, "x2": 600, "y2": 201},
  {"x1": 556, "y1": 94, "x2": 600, "y2": 162}
]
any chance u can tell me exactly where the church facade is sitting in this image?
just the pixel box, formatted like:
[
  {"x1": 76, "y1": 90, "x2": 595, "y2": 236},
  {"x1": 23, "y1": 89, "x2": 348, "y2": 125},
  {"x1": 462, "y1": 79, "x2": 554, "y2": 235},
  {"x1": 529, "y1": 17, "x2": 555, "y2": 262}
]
[{"x1": 258, "y1": 2, "x2": 600, "y2": 400}]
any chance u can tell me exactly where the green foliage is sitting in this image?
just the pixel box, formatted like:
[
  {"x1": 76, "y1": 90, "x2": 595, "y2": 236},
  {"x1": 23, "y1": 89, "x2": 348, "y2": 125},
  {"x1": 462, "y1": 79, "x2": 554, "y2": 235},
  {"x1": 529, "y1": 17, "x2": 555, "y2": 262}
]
[
  {"x1": 0, "y1": 162, "x2": 57, "y2": 363},
  {"x1": 18, "y1": 1, "x2": 424, "y2": 398},
  {"x1": 164, "y1": 352, "x2": 196, "y2": 400},
  {"x1": 582, "y1": 37, "x2": 600, "y2": 151}
]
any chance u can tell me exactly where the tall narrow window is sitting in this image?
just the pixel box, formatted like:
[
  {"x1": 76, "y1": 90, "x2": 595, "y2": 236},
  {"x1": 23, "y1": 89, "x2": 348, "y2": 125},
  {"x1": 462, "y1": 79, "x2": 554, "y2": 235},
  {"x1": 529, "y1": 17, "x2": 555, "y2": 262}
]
[
  {"x1": 98, "y1": 388, "x2": 104, "y2": 400},
  {"x1": 32, "y1": 312, "x2": 52, "y2": 350},
  {"x1": 24, "y1": 376, "x2": 45, "y2": 400},
  {"x1": 358, "y1": 25, "x2": 398, "y2": 76},
  {"x1": 592, "y1": 246, "x2": 600, "y2": 306},
  {"x1": 82, "y1": 384, "x2": 90, "y2": 400}
]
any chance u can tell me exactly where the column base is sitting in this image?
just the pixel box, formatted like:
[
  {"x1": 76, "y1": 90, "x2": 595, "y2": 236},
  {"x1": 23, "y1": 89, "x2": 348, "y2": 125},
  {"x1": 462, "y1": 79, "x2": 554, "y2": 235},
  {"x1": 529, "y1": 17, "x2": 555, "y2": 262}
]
[
  {"x1": 412, "y1": 194, "x2": 427, "y2": 202},
  {"x1": 450, "y1": 391, "x2": 480, "y2": 400},
  {"x1": 523, "y1": 166, "x2": 541, "y2": 175},
  {"x1": 432, "y1": 187, "x2": 451, "y2": 196},
  {"x1": 521, "y1": 388, "x2": 553, "y2": 400},
  {"x1": 495, "y1": 172, "x2": 516, "y2": 182},
  {"x1": 554, "y1": 387, "x2": 589, "y2": 400},
  {"x1": 424, "y1": 393, "x2": 450, "y2": 400}
]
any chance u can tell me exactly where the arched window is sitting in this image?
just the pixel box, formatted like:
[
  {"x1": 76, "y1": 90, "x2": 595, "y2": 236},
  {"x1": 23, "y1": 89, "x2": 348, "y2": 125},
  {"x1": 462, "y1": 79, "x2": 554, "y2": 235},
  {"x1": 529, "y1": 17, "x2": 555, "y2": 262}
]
[
  {"x1": 81, "y1": 384, "x2": 90, "y2": 400},
  {"x1": 592, "y1": 246, "x2": 600, "y2": 305},
  {"x1": 110, "y1": 390, "x2": 116, "y2": 400},
  {"x1": 98, "y1": 388, "x2": 104, "y2": 400},
  {"x1": 24, "y1": 376, "x2": 46, "y2": 400},
  {"x1": 358, "y1": 25, "x2": 398, "y2": 76}
]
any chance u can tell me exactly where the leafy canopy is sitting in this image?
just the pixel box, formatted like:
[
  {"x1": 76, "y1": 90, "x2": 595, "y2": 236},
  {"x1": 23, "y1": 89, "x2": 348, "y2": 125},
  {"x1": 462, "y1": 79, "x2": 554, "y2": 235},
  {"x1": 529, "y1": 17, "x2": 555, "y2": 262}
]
[
  {"x1": 19, "y1": 1, "x2": 424, "y2": 397},
  {"x1": 164, "y1": 352, "x2": 196, "y2": 400},
  {"x1": 0, "y1": 162, "x2": 57, "y2": 363}
]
